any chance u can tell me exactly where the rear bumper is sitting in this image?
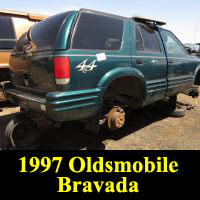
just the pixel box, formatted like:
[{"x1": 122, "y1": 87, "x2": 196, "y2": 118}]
[{"x1": 5, "y1": 86, "x2": 105, "y2": 122}]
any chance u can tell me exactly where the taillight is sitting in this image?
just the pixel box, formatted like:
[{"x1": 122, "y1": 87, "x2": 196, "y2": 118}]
[{"x1": 54, "y1": 57, "x2": 70, "y2": 85}]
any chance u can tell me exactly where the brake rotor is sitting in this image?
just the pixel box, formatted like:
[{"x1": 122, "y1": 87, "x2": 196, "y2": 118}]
[{"x1": 107, "y1": 107, "x2": 125, "y2": 131}]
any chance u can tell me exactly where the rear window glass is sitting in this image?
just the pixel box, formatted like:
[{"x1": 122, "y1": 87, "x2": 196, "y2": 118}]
[
  {"x1": 31, "y1": 12, "x2": 69, "y2": 52},
  {"x1": 0, "y1": 16, "x2": 16, "y2": 39},
  {"x1": 0, "y1": 16, "x2": 16, "y2": 49},
  {"x1": 72, "y1": 13, "x2": 124, "y2": 50}
]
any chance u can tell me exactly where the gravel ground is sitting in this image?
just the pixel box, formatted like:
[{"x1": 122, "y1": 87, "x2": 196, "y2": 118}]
[{"x1": 0, "y1": 94, "x2": 200, "y2": 150}]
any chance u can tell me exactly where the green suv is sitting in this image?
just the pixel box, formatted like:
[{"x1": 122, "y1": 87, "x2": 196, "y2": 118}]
[{"x1": 4, "y1": 9, "x2": 200, "y2": 142}]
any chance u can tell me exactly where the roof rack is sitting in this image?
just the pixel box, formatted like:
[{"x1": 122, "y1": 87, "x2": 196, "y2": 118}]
[
  {"x1": 132, "y1": 15, "x2": 166, "y2": 26},
  {"x1": 0, "y1": 9, "x2": 47, "y2": 21}
]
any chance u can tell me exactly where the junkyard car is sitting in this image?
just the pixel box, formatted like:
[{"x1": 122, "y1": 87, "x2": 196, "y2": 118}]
[
  {"x1": 0, "y1": 10, "x2": 46, "y2": 99},
  {"x1": 195, "y1": 43, "x2": 200, "y2": 57},
  {"x1": 184, "y1": 43, "x2": 200, "y2": 57},
  {"x1": 3, "y1": 9, "x2": 200, "y2": 148}
]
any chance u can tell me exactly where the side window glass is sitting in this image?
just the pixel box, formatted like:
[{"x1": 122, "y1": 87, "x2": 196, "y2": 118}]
[
  {"x1": 0, "y1": 16, "x2": 16, "y2": 49},
  {"x1": 72, "y1": 13, "x2": 124, "y2": 50},
  {"x1": 135, "y1": 26, "x2": 144, "y2": 51},
  {"x1": 138, "y1": 24, "x2": 161, "y2": 53},
  {"x1": 161, "y1": 30, "x2": 186, "y2": 56}
]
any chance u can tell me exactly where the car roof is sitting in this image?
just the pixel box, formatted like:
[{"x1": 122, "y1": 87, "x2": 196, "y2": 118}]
[
  {"x1": 0, "y1": 9, "x2": 47, "y2": 21},
  {"x1": 79, "y1": 8, "x2": 167, "y2": 29},
  {"x1": 79, "y1": 8, "x2": 129, "y2": 20}
]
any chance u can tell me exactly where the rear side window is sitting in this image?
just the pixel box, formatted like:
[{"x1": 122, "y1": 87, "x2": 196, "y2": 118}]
[
  {"x1": 31, "y1": 12, "x2": 70, "y2": 52},
  {"x1": 136, "y1": 24, "x2": 161, "y2": 53},
  {"x1": 0, "y1": 16, "x2": 16, "y2": 49},
  {"x1": 135, "y1": 26, "x2": 144, "y2": 51},
  {"x1": 72, "y1": 13, "x2": 124, "y2": 50}
]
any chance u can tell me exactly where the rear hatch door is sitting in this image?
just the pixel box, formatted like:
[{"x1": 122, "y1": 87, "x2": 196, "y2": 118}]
[{"x1": 10, "y1": 11, "x2": 76, "y2": 94}]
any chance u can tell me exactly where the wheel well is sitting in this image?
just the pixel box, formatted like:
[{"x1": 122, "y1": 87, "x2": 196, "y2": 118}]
[
  {"x1": 103, "y1": 76, "x2": 146, "y2": 110},
  {"x1": 195, "y1": 70, "x2": 200, "y2": 85}
]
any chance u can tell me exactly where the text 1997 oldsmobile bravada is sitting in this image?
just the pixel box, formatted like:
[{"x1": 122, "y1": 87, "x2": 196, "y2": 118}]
[
  {"x1": 3, "y1": 9, "x2": 200, "y2": 148},
  {"x1": 0, "y1": 10, "x2": 47, "y2": 100}
]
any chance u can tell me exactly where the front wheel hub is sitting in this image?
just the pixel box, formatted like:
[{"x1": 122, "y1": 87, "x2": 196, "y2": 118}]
[{"x1": 108, "y1": 107, "x2": 125, "y2": 131}]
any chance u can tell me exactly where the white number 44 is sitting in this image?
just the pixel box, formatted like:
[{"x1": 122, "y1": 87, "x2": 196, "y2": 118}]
[{"x1": 76, "y1": 59, "x2": 97, "y2": 73}]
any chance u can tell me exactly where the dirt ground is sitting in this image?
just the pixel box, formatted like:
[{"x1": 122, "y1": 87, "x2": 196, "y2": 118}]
[{"x1": 0, "y1": 94, "x2": 200, "y2": 150}]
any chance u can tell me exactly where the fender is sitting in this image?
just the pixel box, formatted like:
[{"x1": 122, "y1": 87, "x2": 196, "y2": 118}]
[{"x1": 97, "y1": 67, "x2": 147, "y2": 102}]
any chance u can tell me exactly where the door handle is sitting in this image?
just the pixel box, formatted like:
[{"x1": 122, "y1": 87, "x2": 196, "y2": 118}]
[
  {"x1": 168, "y1": 59, "x2": 173, "y2": 64},
  {"x1": 136, "y1": 59, "x2": 144, "y2": 65}
]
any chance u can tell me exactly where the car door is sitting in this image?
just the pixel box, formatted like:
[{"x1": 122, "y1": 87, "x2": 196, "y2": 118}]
[
  {"x1": 159, "y1": 29, "x2": 193, "y2": 95},
  {"x1": 131, "y1": 22, "x2": 168, "y2": 103}
]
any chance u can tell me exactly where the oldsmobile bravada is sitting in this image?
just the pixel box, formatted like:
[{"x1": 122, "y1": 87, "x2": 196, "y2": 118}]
[{"x1": 4, "y1": 9, "x2": 200, "y2": 148}]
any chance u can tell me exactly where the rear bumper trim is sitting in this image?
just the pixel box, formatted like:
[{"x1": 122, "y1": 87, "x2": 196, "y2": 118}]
[
  {"x1": 5, "y1": 87, "x2": 106, "y2": 121},
  {"x1": 6, "y1": 89, "x2": 46, "y2": 104}
]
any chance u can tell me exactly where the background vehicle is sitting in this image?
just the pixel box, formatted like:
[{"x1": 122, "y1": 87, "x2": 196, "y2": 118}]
[
  {"x1": 184, "y1": 43, "x2": 200, "y2": 56},
  {"x1": 0, "y1": 10, "x2": 47, "y2": 100},
  {"x1": 196, "y1": 43, "x2": 200, "y2": 57},
  {"x1": 3, "y1": 9, "x2": 200, "y2": 148}
]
